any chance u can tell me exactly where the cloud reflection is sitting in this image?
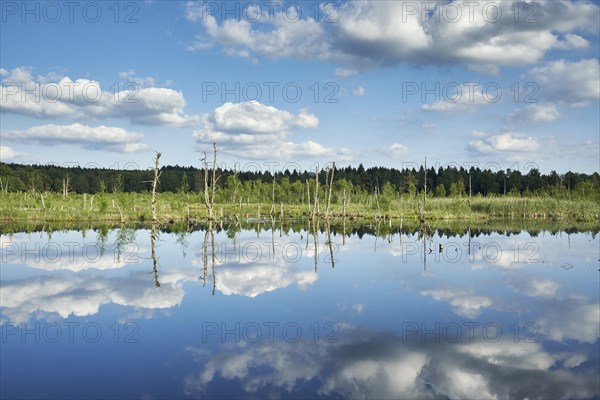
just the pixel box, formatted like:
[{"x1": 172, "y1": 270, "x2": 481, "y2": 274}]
[{"x1": 184, "y1": 327, "x2": 598, "y2": 399}]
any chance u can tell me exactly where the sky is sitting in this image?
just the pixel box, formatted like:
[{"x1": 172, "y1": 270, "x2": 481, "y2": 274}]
[{"x1": 0, "y1": 0, "x2": 599, "y2": 174}]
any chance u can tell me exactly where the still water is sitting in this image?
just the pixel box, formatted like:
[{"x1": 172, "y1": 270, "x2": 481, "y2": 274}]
[{"x1": 1, "y1": 221, "x2": 599, "y2": 399}]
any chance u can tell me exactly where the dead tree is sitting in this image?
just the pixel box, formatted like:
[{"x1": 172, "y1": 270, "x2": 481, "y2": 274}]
[
  {"x1": 313, "y1": 166, "x2": 320, "y2": 217},
  {"x1": 151, "y1": 152, "x2": 162, "y2": 223},
  {"x1": 202, "y1": 143, "x2": 220, "y2": 220},
  {"x1": 62, "y1": 173, "x2": 70, "y2": 199},
  {"x1": 326, "y1": 162, "x2": 335, "y2": 218}
]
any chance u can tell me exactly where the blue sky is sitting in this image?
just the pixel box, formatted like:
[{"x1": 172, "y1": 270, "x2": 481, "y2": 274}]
[{"x1": 1, "y1": 0, "x2": 599, "y2": 173}]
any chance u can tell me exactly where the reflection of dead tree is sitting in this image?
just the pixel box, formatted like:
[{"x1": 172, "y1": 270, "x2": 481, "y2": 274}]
[
  {"x1": 418, "y1": 222, "x2": 431, "y2": 272},
  {"x1": 201, "y1": 221, "x2": 217, "y2": 295},
  {"x1": 150, "y1": 223, "x2": 160, "y2": 287},
  {"x1": 374, "y1": 218, "x2": 381, "y2": 252},
  {"x1": 325, "y1": 220, "x2": 335, "y2": 269},
  {"x1": 312, "y1": 218, "x2": 319, "y2": 273},
  {"x1": 151, "y1": 152, "x2": 162, "y2": 224},
  {"x1": 342, "y1": 216, "x2": 346, "y2": 246},
  {"x1": 271, "y1": 215, "x2": 276, "y2": 257}
]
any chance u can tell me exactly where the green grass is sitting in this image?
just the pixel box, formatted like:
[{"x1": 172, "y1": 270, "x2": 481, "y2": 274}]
[{"x1": 0, "y1": 191, "x2": 598, "y2": 223}]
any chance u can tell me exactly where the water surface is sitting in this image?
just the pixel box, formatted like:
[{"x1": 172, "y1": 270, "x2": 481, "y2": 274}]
[{"x1": 1, "y1": 221, "x2": 599, "y2": 399}]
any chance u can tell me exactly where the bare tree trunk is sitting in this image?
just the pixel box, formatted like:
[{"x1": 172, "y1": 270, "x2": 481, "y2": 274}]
[
  {"x1": 270, "y1": 174, "x2": 276, "y2": 216},
  {"x1": 313, "y1": 166, "x2": 319, "y2": 216},
  {"x1": 203, "y1": 144, "x2": 219, "y2": 220},
  {"x1": 326, "y1": 162, "x2": 335, "y2": 218},
  {"x1": 211, "y1": 143, "x2": 218, "y2": 213},
  {"x1": 374, "y1": 180, "x2": 381, "y2": 218},
  {"x1": 151, "y1": 152, "x2": 162, "y2": 224},
  {"x1": 306, "y1": 179, "x2": 311, "y2": 216},
  {"x1": 62, "y1": 173, "x2": 70, "y2": 199},
  {"x1": 468, "y1": 170, "x2": 472, "y2": 207},
  {"x1": 423, "y1": 157, "x2": 427, "y2": 206},
  {"x1": 342, "y1": 188, "x2": 347, "y2": 218}
]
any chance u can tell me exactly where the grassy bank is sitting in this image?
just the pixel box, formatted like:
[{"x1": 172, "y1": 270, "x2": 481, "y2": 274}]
[{"x1": 0, "y1": 191, "x2": 598, "y2": 223}]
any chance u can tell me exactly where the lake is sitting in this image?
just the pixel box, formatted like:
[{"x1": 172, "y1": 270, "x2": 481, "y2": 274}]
[{"x1": 1, "y1": 220, "x2": 599, "y2": 399}]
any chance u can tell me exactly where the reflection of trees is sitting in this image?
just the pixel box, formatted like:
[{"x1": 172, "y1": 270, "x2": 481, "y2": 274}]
[
  {"x1": 114, "y1": 226, "x2": 136, "y2": 263},
  {"x1": 309, "y1": 217, "x2": 335, "y2": 272},
  {"x1": 176, "y1": 229, "x2": 190, "y2": 258},
  {"x1": 96, "y1": 226, "x2": 109, "y2": 255},
  {"x1": 9, "y1": 219, "x2": 600, "y2": 241},
  {"x1": 201, "y1": 221, "x2": 216, "y2": 295},
  {"x1": 418, "y1": 221, "x2": 433, "y2": 271},
  {"x1": 325, "y1": 220, "x2": 335, "y2": 269}
]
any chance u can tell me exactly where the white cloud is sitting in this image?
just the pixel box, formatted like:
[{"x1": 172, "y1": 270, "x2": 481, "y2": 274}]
[
  {"x1": 0, "y1": 67, "x2": 199, "y2": 126},
  {"x1": 421, "y1": 288, "x2": 492, "y2": 318},
  {"x1": 353, "y1": 86, "x2": 366, "y2": 96},
  {"x1": 422, "y1": 84, "x2": 491, "y2": 112},
  {"x1": 185, "y1": 4, "x2": 329, "y2": 61},
  {"x1": 422, "y1": 122, "x2": 437, "y2": 129},
  {"x1": 2, "y1": 123, "x2": 150, "y2": 153},
  {"x1": 510, "y1": 104, "x2": 560, "y2": 123},
  {"x1": 335, "y1": 68, "x2": 358, "y2": 77},
  {"x1": 536, "y1": 298, "x2": 600, "y2": 343},
  {"x1": 468, "y1": 132, "x2": 540, "y2": 155},
  {"x1": 555, "y1": 33, "x2": 590, "y2": 49},
  {"x1": 185, "y1": 1, "x2": 599, "y2": 72},
  {"x1": 0, "y1": 145, "x2": 27, "y2": 161},
  {"x1": 510, "y1": 278, "x2": 559, "y2": 298},
  {"x1": 213, "y1": 262, "x2": 317, "y2": 297},
  {"x1": 194, "y1": 101, "x2": 351, "y2": 161},
  {"x1": 184, "y1": 329, "x2": 598, "y2": 399},
  {"x1": 0, "y1": 269, "x2": 197, "y2": 323},
  {"x1": 351, "y1": 303, "x2": 365, "y2": 313},
  {"x1": 381, "y1": 143, "x2": 409, "y2": 159},
  {"x1": 118, "y1": 69, "x2": 157, "y2": 87},
  {"x1": 529, "y1": 59, "x2": 600, "y2": 105}
]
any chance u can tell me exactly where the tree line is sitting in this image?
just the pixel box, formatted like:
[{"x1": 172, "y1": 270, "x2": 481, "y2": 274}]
[{"x1": 1, "y1": 162, "x2": 598, "y2": 202}]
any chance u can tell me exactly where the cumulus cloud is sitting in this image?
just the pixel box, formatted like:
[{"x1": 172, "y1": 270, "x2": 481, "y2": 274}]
[
  {"x1": 335, "y1": 68, "x2": 358, "y2": 77},
  {"x1": 184, "y1": 327, "x2": 599, "y2": 399},
  {"x1": 380, "y1": 142, "x2": 409, "y2": 159},
  {"x1": 0, "y1": 67, "x2": 200, "y2": 126},
  {"x1": 0, "y1": 145, "x2": 27, "y2": 161},
  {"x1": 510, "y1": 103, "x2": 560, "y2": 123},
  {"x1": 0, "y1": 269, "x2": 196, "y2": 324},
  {"x1": 421, "y1": 83, "x2": 492, "y2": 112},
  {"x1": 421, "y1": 288, "x2": 492, "y2": 318},
  {"x1": 117, "y1": 69, "x2": 157, "y2": 87},
  {"x1": 184, "y1": 1, "x2": 599, "y2": 72},
  {"x1": 536, "y1": 297, "x2": 600, "y2": 343},
  {"x1": 353, "y1": 86, "x2": 366, "y2": 96},
  {"x1": 194, "y1": 101, "x2": 351, "y2": 161},
  {"x1": 528, "y1": 59, "x2": 600, "y2": 105},
  {"x1": 468, "y1": 132, "x2": 540, "y2": 155},
  {"x1": 510, "y1": 277, "x2": 559, "y2": 299},
  {"x1": 2, "y1": 123, "x2": 150, "y2": 153},
  {"x1": 214, "y1": 262, "x2": 316, "y2": 297}
]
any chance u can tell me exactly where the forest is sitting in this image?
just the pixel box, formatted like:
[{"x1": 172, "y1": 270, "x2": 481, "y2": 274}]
[
  {"x1": 1, "y1": 161, "x2": 598, "y2": 201},
  {"x1": 1, "y1": 159, "x2": 599, "y2": 223}
]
